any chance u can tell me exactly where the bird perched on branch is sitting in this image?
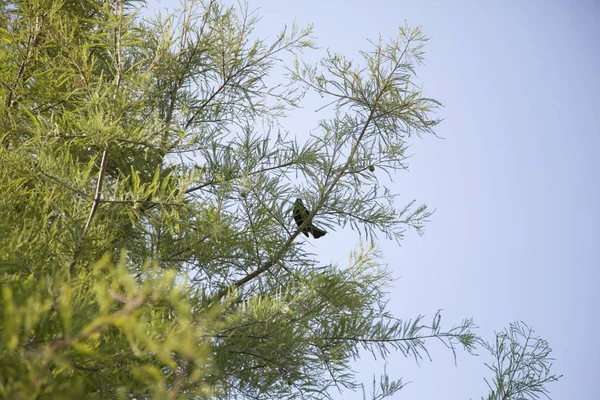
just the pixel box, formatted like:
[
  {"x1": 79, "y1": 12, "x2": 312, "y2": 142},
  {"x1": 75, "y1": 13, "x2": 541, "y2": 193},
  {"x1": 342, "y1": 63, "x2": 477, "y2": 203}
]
[{"x1": 293, "y1": 198, "x2": 327, "y2": 239}]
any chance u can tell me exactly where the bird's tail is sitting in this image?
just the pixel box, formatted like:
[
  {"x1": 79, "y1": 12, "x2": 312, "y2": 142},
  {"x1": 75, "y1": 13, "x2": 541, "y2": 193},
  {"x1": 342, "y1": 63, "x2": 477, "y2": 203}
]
[{"x1": 310, "y1": 226, "x2": 327, "y2": 239}]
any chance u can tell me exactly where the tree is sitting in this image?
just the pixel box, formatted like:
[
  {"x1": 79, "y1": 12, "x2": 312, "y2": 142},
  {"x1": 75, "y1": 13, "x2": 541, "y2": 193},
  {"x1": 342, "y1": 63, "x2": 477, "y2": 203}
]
[{"x1": 0, "y1": 0, "x2": 559, "y2": 398}]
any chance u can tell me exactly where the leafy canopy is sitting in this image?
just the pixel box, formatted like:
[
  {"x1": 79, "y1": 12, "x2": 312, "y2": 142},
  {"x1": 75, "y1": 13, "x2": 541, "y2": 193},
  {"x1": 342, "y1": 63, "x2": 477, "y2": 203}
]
[{"x1": 0, "y1": 0, "x2": 559, "y2": 399}]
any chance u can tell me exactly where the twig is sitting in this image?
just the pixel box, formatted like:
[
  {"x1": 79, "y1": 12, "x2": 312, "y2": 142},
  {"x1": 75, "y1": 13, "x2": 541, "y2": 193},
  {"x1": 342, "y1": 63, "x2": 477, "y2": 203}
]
[{"x1": 69, "y1": 147, "x2": 110, "y2": 274}]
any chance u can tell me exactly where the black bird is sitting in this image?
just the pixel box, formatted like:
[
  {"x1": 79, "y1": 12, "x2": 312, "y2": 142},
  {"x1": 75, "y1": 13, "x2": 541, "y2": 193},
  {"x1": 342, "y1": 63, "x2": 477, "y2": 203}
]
[{"x1": 293, "y1": 198, "x2": 327, "y2": 239}]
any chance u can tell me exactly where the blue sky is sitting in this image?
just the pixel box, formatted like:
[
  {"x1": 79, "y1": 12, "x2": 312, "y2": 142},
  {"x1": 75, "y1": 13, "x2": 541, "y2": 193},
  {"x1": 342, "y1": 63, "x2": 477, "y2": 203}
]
[{"x1": 146, "y1": 1, "x2": 599, "y2": 398}]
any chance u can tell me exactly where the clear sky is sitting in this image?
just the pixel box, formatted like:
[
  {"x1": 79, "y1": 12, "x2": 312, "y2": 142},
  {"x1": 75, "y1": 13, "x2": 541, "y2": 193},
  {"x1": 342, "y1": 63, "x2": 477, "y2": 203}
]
[{"x1": 146, "y1": 1, "x2": 599, "y2": 398}]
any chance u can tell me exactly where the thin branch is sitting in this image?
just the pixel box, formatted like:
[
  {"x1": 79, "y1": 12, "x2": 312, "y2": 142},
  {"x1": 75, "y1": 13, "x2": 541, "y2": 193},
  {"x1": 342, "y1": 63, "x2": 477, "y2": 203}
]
[
  {"x1": 185, "y1": 160, "x2": 297, "y2": 194},
  {"x1": 83, "y1": 147, "x2": 110, "y2": 237},
  {"x1": 69, "y1": 147, "x2": 110, "y2": 274}
]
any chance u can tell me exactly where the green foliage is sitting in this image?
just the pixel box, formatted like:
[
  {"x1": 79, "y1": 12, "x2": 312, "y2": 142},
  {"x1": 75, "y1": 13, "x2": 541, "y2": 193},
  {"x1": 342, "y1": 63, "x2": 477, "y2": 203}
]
[
  {"x1": 0, "y1": 0, "x2": 560, "y2": 398},
  {"x1": 0, "y1": 255, "x2": 215, "y2": 398},
  {"x1": 481, "y1": 322, "x2": 562, "y2": 400}
]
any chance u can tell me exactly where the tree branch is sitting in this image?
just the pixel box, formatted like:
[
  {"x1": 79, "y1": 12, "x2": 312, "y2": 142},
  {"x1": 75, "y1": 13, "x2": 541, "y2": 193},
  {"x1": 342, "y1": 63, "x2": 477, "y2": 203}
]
[{"x1": 69, "y1": 147, "x2": 110, "y2": 274}]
